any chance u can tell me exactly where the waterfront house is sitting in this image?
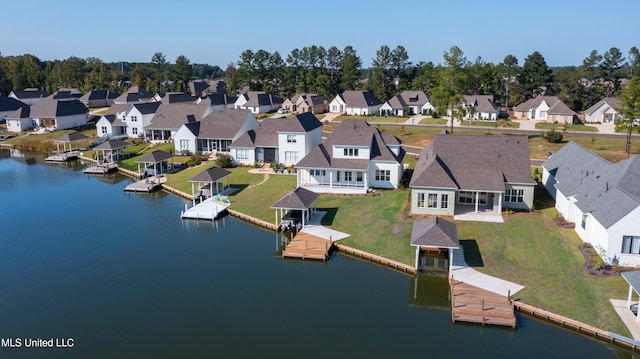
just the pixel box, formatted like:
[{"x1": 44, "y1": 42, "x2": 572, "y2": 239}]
[
  {"x1": 26, "y1": 98, "x2": 89, "y2": 131},
  {"x1": 329, "y1": 90, "x2": 382, "y2": 115},
  {"x1": 0, "y1": 97, "x2": 28, "y2": 122},
  {"x1": 282, "y1": 93, "x2": 328, "y2": 114},
  {"x1": 295, "y1": 119, "x2": 404, "y2": 194},
  {"x1": 79, "y1": 90, "x2": 119, "y2": 108},
  {"x1": 9, "y1": 88, "x2": 48, "y2": 105},
  {"x1": 379, "y1": 90, "x2": 434, "y2": 117},
  {"x1": 542, "y1": 142, "x2": 640, "y2": 266},
  {"x1": 113, "y1": 86, "x2": 153, "y2": 104},
  {"x1": 122, "y1": 102, "x2": 161, "y2": 138},
  {"x1": 173, "y1": 109, "x2": 258, "y2": 155},
  {"x1": 5, "y1": 106, "x2": 32, "y2": 132},
  {"x1": 230, "y1": 112, "x2": 323, "y2": 166},
  {"x1": 584, "y1": 97, "x2": 623, "y2": 124},
  {"x1": 95, "y1": 114, "x2": 127, "y2": 137},
  {"x1": 513, "y1": 96, "x2": 576, "y2": 124},
  {"x1": 409, "y1": 134, "x2": 535, "y2": 222},
  {"x1": 143, "y1": 103, "x2": 212, "y2": 142},
  {"x1": 234, "y1": 91, "x2": 283, "y2": 114}
]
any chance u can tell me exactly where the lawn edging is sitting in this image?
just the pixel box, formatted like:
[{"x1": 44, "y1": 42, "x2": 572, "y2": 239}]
[{"x1": 335, "y1": 243, "x2": 416, "y2": 275}]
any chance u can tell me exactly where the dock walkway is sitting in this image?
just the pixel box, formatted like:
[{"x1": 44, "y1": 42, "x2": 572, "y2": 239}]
[
  {"x1": 124, "y1": 176, "x2": 163, "y2": 192},
  {"x1": 451, "y1": 279, "x2": 517, "y2": 328},
  {"x1": 45, "y1": 152, "x2": 77, "y2": 162},
  {"x1": 282, "y1": 232, "x2": 333, "y2": 261},
  {"x1": 84, "y1": 162, "x2": 117, "y2": 174},
  {"x1": 181, "y1": 198, "x2": 230, "y2": 220}
]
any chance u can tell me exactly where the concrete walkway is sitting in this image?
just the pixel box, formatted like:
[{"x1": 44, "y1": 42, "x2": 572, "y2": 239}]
[
  {"x1": 610, "y1": 299, "x2": 640, "y2": 340},
  {"x1": 300, "y1": 211, "x2": 350, "y2": 241},
  {"x1": 450, "y1": 246, "x2": 525, "y2": 297}
]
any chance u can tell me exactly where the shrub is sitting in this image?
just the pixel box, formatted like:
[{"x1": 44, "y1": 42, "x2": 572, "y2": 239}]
[
  {"x1": 215, "y1": 154, "x2": 234, "y2": 168},
  {"x1": 542, "y1": 128, "x2": 564, "y2": 143}
]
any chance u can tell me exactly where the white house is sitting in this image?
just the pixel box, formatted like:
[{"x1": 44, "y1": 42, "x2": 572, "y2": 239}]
[
  {"x1": 513, "y1": 96, "x2": 576, "y2": 124},
  {"x1": 173, "y1": 109, "x2": 258, "y2": 155},
  {"x1": 542, "y1": 142, "x2": 640, "y2": 266},
  {"x1": 28, "y1": 99, "x2": 89, "y2": 131},
  {"x1": 295, "y1": 119, "x2": 404, "y2": 194},
  {"x1": 410, "y1": 134, "x2": 535, "y2": 222},
  {"x1": 329, "y1": 91, "x2": 382, "y2": 115},
  {"x1": 230, "y1": 112, "x2": 323, "y2": 166},
  {"x1": 584, "y1": 97, "x2": 623, "y2": 124},
  {"x1": 95, "y1": 114, "x2": 127, "y2": 137},
  {"x1": 122, "y1": 102, "x2": 160, "y2": 138},
  {"x1": 5, "y1": 107, "x2": 32, "y2": 132},
  {"x1": 8, "y1": 88, "x2": 48, "y2": 105},
  {"x1": 0, "y1": 97, "x2": 27, "y2": 122},
  {"x1": 143, "y1": 103, "x2": 212, "y2": 142},
  {"x1": 234, "y1": 91, "x2": 283, "y2": 114},
  {"x1": 380, "y1": 90, "x2": 434, "y2": 117},
  {"x1": 463, "y1": 95, "x2": 500, "y2": 120}
]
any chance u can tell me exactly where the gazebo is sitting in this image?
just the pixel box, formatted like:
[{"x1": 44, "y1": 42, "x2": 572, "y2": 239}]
[
  {"x1": 622, "y1": 271, "x2": 640, "y2": 322},
  {"x1": 188, "y1": 167, "x2": 232, "y2": 205},
  {"x1": 54, "y1": 132, "x2": 89, "y2": 154},
  {"x1": 271, "y1": 187, "x2": 320, "y2": 230},
  {"x1": 135, "y1": 150, "x2": 174, "y2": 178},
  {"x1": 410, "y1": 216, "x2": 460, "y2": 275},
  {"x1": 93, "y1": 139, "x2": 131, "y2": 162}
]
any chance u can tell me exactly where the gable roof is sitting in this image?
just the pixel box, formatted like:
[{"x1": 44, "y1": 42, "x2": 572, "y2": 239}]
[
  {"x1": 271, "y1": 187, "x2": 320, "y2": 210},
  {"x1": 29, "y1": 99, "x2": 88, "y2": 117},
  {"x1": 385, "y1": 91, "x2": 431, "y2": 110},
  {"x1": 156, "y1": 92, "x2": 196, "y2": 104},
  {"x1": 0, "y1": 97, "x2": 27, "y2": 112},
  {"x1": 136, "y1": 150, "x2": 173, "y2": 163},
  {"x1": 108, "y1": 103, "x2": 130, "y2": 115},
  {"x1": 114, "y1": 86, "x2": 153, "y2": 103},
  {"x1": 410, "y1": 216, "x2": 460, "y2": 248},
  {"x1": 585, "y1": 97, "x2": 622, "y2": 115},
  {"x1": 145, "y1": 103, "x2": 209, "y2": 130},
  {"x1": 94, "y1": 139, "x2": 130, "y2": 150},
  {"x1": 55, "y1": 132, "x2": 89, "y2": 142},
  {"x1": 542, "y1": 142, "x2": 640, "y2": 228},
  {"x1": 130, "y1": 102, "x2": 161, "y2": 115},
  {"x1": 10, "y1": 88, "x2": 49, "y2": 99},
  {"x1": 6, "y1": 106, "x2": 31, "y2": 119},
  {"x1": 513, "y1": 96, "x2": 575, "y2": 115},
  {"x1": 243, "y1": 91, "x2": 283, "y2": 107},
  {"x1": 410, "y1": 134, "x2": 535, "y2": 192},
  {"x1": 464, "y1": 95, "x2": 500, "y2": 113},
  {"x1": 185, "y1": 109, "x2": 252, "y2": 140},
  {"x1": 189, "y1": 167, "x2": 232, "y2": 183},
  {"x1": 339, "y1": 90, "x2": 381, "y2": 107},
  {"x1": 198, "y1": 93, "x2": 237, "y2": 106},
  {"x1": 79, "y1": 90, "x2": 119, "y2": 102},
  {"x1": 296, "y1": 119, "x2": 404, "y2": 170}
]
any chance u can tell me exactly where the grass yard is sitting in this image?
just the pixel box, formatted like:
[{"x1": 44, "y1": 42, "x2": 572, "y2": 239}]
[
  {"x1": 456, "y1": 189, "x2": 630, "y2": 336},
  {"x1": 163, "y1": 161, "x2": 220, "y2": 193},
  {"x1": 528, "y1": 134, "x2": 638, "y2": 162},
  {"x1": 458, "y1": 119, "x2": 520, "y2": 128},
  {"x1": 536, "y1": 123, "x2": 599, "y2": 132},
  {"x1": 317, "y1": 189, "x2": 416, "y2": 266},
  {"x1": 419, "y1": 117, "x2": 448, "y2": 125},
  {"x1": 227, "y1": 170, "x2": 298, "y2": 222}
]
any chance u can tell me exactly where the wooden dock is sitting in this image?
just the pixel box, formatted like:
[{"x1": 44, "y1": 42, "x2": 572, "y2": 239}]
[
  {"x1": 124, "y1": 177, "x2": 162, "y2": 192},
  {"x1": 450, "y1": 279, "x2": 516, "y2": 328},
  {"x1": 84, "y1": 162, "x2": 117, "y2": 174},
  {"x1": 45, "y1": 152, "x2": 77, "y2": 162},
  {"x1": 282, "y1": 232, "x2": 333, "y2": 261}
]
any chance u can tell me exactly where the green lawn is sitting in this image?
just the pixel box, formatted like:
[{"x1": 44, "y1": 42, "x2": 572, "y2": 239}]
[
  {"x1": 419, "y1": 117, "x2": 448, "y2": 125},
  {"x1": 536, "y1": 123, "x2": 599, "y2": 132},
  {"x1": 458, "y1": 119, "x2": 520, "y2": 128},
  {"x1": 227, "y1": 170, "x2": 298, "y2": 221},
  {"x1": 163, "y1": 161, "x2": 220, "y2": 193},
  {"x1": 456, "y1": 189, "x2": 630, "y2": 336}
]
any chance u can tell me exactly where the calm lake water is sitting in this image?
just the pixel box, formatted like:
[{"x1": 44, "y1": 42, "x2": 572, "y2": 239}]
[{"x1": 0, "y1": 149, "x2": 633, "y2": 358}]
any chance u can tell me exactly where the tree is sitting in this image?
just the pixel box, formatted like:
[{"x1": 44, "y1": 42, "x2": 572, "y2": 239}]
[
  {"x1": 616, "y1": 76, "x2": 640, "y2": 157},
  {"x1": 327, "y1": 46, "x2": 342, "y2": 95},
  {"x1": 582, "y1": 50, "x2": 603, "y2": 106},
  {"x1": 629, "y1": 47, "x2": 640, "y2": 78},
  {"x1": 369, "y1": 45, "x2": 393, "y2": 101},
  {"x1": 341, "y1": 46, "x2": 361, "y2": 91},
  {"x1": 498, "y1": 54, "x2": 519, "y2": 108},
  {"x1": 412, "y1": 61, "x2": 437, "y2": 94},
  {"x1": 150, "y1": 52, "x2": 169, "y2": 92},
  {"x1": 173, "y1": 55, "x2": 193, "y2": 93},
  {"x1": 391, "y1": 45, "x2": 411, "y2": 90},
  {"x1": 267, "y1": 51, "x2": 285, "y2": 96},
  {"x1": 225, "y1": 62, "x2": 238, "y2": 95},
  {"x1": 519, "y1": 51, "x2": 554, "y2": 99},
  {"x1": 600, "y1": 47, "x2": 625, "y2": 96}
]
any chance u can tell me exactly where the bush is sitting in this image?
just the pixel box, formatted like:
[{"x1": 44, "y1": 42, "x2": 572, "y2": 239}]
[
  {"x1": 542, "y1": 128, "x2": 564, "y2": 143},
  {"x1": 215, "y1": 154, "x2": 234, "y2": 168}
]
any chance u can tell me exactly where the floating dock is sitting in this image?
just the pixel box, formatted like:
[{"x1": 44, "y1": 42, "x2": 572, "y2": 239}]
[
  {"x1": 84, "y1": 162, "x2": 117, "y2": 174},
  {"x1": 45, "y1": 152, "x2": 77, "y2": 162},
  {"x1": 282, "y1": 232, "x2": 333, "y2": 261},
  {"x1": 181, "y1": 198, "x2": 230, "y2": 220},
  {"x1": 124, "y1": 177, "x2": 162, "y2": 192},
  {"x1": 450, "y1": 279, "x2": 516, "y2": 328}
]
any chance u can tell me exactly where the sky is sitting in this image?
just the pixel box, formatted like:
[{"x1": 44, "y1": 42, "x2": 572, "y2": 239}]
[{"x1": 2, "y1": 0, "x2": 639, "y2": 68}]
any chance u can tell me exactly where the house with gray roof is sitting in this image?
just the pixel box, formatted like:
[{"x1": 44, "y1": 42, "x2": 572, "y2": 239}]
[
  {"x1": 122, "y1": 102, "x2": 161, "y2": 138},
  {"x1": 234, "y1": 91, "x2": 283, "y2": 114},
  {"x1": 144, "y1": 103, "x2": 212, "y2": 142},
  {"x1": 9, "y1": 88, "x2": 49, "y2": 105},
  {"x1": 196, "y1": 93, "x2": 237, "y2": 112},
  {"x1": 188, "y1": 79, "x2": 226, "y2": 97},
  {"x1": 379, "y1": 91, "x2": 434, "y2": 117},
  {"x1": 462, "y1": 95, "x2": 500, "y2": 121},
  {"x1": 173, "y1": 109, "x2": 258, "y2": 155},
  {"x1": 513, "y1": 96, "x2": 576, "y2": 124},
  {"x1": 584, "y1": 97, "x2": 623, "y2": 124},
  {"x1": 0, "y1": 97, "x2": 28, "y2": 122},
  {"x1": 28, "y1": 99, "x2": 89, "y2": 131},
  {"x1": 282, "y1": 93, "x2": 328, "y2": 115},
  {"x1": 5, "y1": 106, "x2": 32, "y2": 132},
  {"x1": 95, "y1": 114, "x2": 126, "y2": 137},
  {"x1": 80, "y1": 90, "x2": 120, "y2": 108},
  {"x1": 295, "y1": 119, "x2": 404, "y2": 194},
  {"x1": 47, "y1": 88, "x2": 83, "y2": 100},
  {"x1": 113, "y1": 86, "x2": 153, "y2": 104},
  {"x1": 329, "y1": 90, "x2": 382, "y2": 115},
  {"x1": 542, "y1": 142, "x2": 640, "y2": 266},
  {"x1": 230, "y1": 112, "x2": 323, "y2": 166},
  {"x1": 410, "y1": 134, "x2": 535, "y2": 222}
]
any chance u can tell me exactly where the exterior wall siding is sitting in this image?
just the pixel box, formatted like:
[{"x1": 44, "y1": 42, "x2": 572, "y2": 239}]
[{"x1": 410, "y1": 188, "x2": 456, "y2": 216}]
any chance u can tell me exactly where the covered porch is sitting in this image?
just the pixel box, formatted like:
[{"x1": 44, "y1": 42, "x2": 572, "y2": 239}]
[
  {"x1": 297, "y1": 168, "x2": 368, "y2": 194},
  {"x1": 453, "y1": 190, "x2": 504, "y2": 223},
  {"x1": 271, "y1": 187, "x2": 320, "y2": 230},
  {"x1": 197, "y1": 138, "x2": 232, "y2": 154},
  {"x1": 93, "y1": 139, "x2": 132, "y2": 163},
  {"x1": 188, "y1": 167, "x2": 232, "y2": 206},
  {"x1": 135, "y1": 150, "x2": 174, "y2": 178},
  {"x1": 145, "y1": 129, "x2": 172, "y2": 143},
  {"x1": 410, "y1": 216, "x2": 460, "y2": 275}
]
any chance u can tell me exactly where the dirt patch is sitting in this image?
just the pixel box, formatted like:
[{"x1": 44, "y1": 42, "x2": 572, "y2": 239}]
[{"x1": 391, "y1": 225, "x2": 403, "y2": 234}]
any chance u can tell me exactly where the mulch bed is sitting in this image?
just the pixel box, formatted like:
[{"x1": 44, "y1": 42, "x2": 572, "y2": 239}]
[
  {"x1": 553, "y1": 216, "x2": 575, "y2": 229},
  {"x1": 579, "y1": 242, "x2": 632, "y2": 276}
]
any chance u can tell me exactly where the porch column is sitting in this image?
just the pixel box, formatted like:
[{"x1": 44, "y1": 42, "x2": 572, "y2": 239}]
[
  {"x1": 628, "y1": 285, "x2": 633, "y2": 310},
  {"x1": 474, "y1": 192, "x2": 479, "y2": 213},
  {"x1": 275, "y1": 209, "x2": 278, "y2": 230},
  {"x1": 414, "y1": 246, "x2": 420, "y2": 270},
  {"x1": 449, "y1": 249, "x2": 454, "y2": 277},
  {"x1": 191, "y1": 183, "x2": 195, "y2": 206},
  {"x1": 329, "y1": 170, "x2": 333, "y2": 189},
  {"x1": 498, "y1": 193, "x2": 503, "y2": 214}
]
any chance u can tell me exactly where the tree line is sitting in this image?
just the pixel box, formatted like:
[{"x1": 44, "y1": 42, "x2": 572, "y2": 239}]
[{"x1": 1, "y1": 45, "x2": 639, "y2": 114}]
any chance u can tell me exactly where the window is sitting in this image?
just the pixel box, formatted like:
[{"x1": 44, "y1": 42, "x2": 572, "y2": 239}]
[
  {"x1": 441, "y1": 194, "x2": 449, "y2": 209},
  {"x1": 581, "y1": 213, "x2": 588, "y2": 229},
  {"x1": 179, "y1": 139, "x2": 189, "y2": 150},
  {"x1": 312, "y1": 170, "x2": 326, "y2": 176},
  {"x1": 428, "y1": 194, "x2": 438, "y2": 208},
  {"x1": 622, "y1": 236, "x2": 640, "y2": 254},
  {"x1": 505, "y1": 189, "x2": 524, "y2": 203},
  {"x1": 131, "y1": 115, "x2": 137, "y2": 122},
  {"x1": 343, "y1": 148, "x2": 359, "y2": 157},
  {"x1": 236, "y1": 149, "x2": 249, "y2": 160},
  {"x1": 417, "y1": 193, "x2": 425, "y2": 208},
  {"x1": 287, "y1": 134, "x2": 296, "y2": 144},
  {"x1": 332, "y1": 105, "x2": 337, "y2": 112},
  {"x1": 344, "y1": 171, "x2": 353, "y2": 181},
  {"x1": 540, "y1": 111, "x2": 546, "y2": 118},
  {"x1": 101, "y1": 126, "x2": 107, "y2": 134},
  {"x1": 458, "y1": 191, "x2": 474, "y2": 204},
  {"x1": 356, "y1": 172, "x2": 363, "y2": 182},
  {"x1": 132, "y1": 128, "x2": 138, "y2": 135},
  {"x1": 284, "y1": 151, "x2": 299, "y2": 162},
  {"x1": 375, "y1": 169, "x2": 390, "y2": 181}
]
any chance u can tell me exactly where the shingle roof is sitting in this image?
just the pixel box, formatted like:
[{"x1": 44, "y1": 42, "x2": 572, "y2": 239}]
[
  {"x1": 513, "y1": 96, "x2": 575, "y2": 115},
  {"x1": 55, "y1": 132, "x2": 89, "y2": 142},
  {"x1": 158, "y1": 92, "x2": 196, "y2": 104},
  {"x1": 114, "y1": 86, "x2": 153, "y2": 103},
  {"x1": 296, "y1": 119, "x2": 403, "y2": 170},
  {"x1": 131, "y1": 102, "x2": 161, "y2": 115},
  {"x1": 6, "y1": 106, "x2": 31, "y2": 119},
  {"x1": 585, "y1": 97, "x2": 622, "y2": 116},
  {"x1": 108, "y1": 103, "x2": 130, "y2": 115},
  {"x1": 189, "y1": 167, "x2": 232, "y2": 183},
  {"x1": 79, "y1": 90, "x2": 120, "y2": 102},
  {"x1": 542, "y1": 142, "x2": 640, "y2": 228},
  {"x1": 340, "y1": 90, "x2": 382, "y2": 107},
  {"x1": 410, "y1": 134, "x2": 535, "y2": 192},
  {"x1": 145, "y1": 103, "x2": 209, "y2": 130},
  {"x1": 410, "y1": 216, "x2": 460, "y2": 248},
  {"x1": 271, "y1": 187, "x2": 320, "y2": 210},
  {"x1": 243, "y1": 92, "x2": 283, "y2": 107},
  {"x1": 29, "y1": 99, "x2": 88, "y2": 117},
  {"x1": 186, "y1": 109, "x2": 252, "y2": 140},
  {"x1": 465, "y1": 95, "x2": 499, "y2": 113},
  {"x1": 198, "y1": 93, "x2": 237, "y2": 106},
  {"x1": 0, "y1": 97, "x2": 27, "y2": 112},
  {"x1": 136, "y1": 150, "x2": 173, "y2": 163},
  {"x1": 10, "y1": 88, "x2": 48, "y2": 99},
  {"x1": 94, "y1": 139, "x2": 130, "y2": 150}
]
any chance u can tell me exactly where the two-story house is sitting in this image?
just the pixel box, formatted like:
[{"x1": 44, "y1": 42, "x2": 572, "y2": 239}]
[
  {"x1": 122, "y1": 102, "x2": 161, "y2": 138},
  {"x1": 144, "y1": 103, "x2": 212, "y2": 142}
]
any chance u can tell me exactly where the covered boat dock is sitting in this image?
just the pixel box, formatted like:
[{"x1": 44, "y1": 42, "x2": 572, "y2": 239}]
[{"x1": 46, "y1": 132, "x2": 89, "y2": 162}]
